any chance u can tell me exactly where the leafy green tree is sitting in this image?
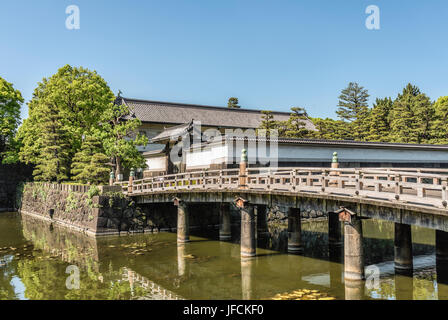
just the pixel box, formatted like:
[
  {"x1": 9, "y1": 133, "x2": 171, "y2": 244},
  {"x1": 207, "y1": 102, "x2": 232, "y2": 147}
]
[
  {"x1": 32, "y1": 104, "x2": 71, "y2": 182},
  {"x1": 285, "y1": 107, "x2": 312, "y2": 138},
  {"x1": 336, "y1": 82, "x2": 370, "y2": 141},
  {"x1": 71, "y1": 135, "x2": 110, "y2": 184},
  {"x1": 227, "y1": 97, "x2": 240, "y2": 109},
  {"x1": 19, "y1": 65, "x2": 114, "y2": 168},
  {"x1": 18, "y1": 65, "x2": 147, "y2": 182},
  {"x1": 0, "y1": 77, "x2": 23, "y2": 163},
  {"x1": 431, "y1": 96, "x2": 448, "y2": 144},
  {"x1": 389, "y1": 84, "x2": 434, "y2": 144},
  {"x1": 98, "y1": 100, "x2": 148, "y2": 177},
  {"x1": 365, "y1": 97, "x2": 393, "y2": 142}
]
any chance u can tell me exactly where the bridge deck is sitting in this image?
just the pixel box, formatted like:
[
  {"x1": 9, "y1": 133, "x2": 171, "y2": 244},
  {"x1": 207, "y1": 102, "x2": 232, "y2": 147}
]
[{"x1": 116, "y1": 167, "x2": 448, "y2": 213}]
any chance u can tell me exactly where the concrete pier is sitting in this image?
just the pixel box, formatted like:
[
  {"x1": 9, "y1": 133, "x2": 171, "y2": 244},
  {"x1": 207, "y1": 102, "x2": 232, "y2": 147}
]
[
  {"x1": 240, "y1": 204, "x2": 256, "y2": 258},
  {"x1": 287, "y1": 208, "x2": 303, "y2": 254},
  {"x1": 394, "y1": 223, "x2": 413, "y2": 275},
  {"x1": 344, "y1": 217, "x2": 365, "y2": 281},
  {"x1": 175, "y1": 200, "x2": 190, "y2": 243},
  {"x1": 219, "y1": 203, "x2": 232, "y2": 241}
]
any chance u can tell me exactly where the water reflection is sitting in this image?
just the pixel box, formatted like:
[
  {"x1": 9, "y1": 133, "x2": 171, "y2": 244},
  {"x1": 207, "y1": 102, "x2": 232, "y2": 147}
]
[
  {"x1": 0, "y1": 212, "x2": 446, "y2": 300},
  {"x1": 241, "y1": 258, "x2": 255, "y2": 300},
  {"x1": 177, "y1": 244, "x2": 186, "y2": 277}
]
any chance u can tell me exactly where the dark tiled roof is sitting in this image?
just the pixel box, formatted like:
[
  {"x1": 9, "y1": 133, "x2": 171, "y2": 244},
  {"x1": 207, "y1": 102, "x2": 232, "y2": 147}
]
[
  {"x1": 121, "y1": 97, "x2": 316, "y2": 130},
  {"x1": 220, "y1": 136, "x2": 448, "y2": 151},
  {"x1": 151, "y1": 121, "x2": 201, "y2": 143}
]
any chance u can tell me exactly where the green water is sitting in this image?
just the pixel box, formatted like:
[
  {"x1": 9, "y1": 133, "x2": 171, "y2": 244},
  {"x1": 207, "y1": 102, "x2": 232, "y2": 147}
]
[{"x1": 0, "y1": 212, "x2": 447, "y2": 300}]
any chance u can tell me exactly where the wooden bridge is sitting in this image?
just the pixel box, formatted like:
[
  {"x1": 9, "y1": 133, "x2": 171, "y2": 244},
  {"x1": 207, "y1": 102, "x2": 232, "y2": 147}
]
[
  {"x1": 114, "y1": 155, "x2": 448, "y2": 286},
  {"x1": 117, "y1": 167, "x2": 448, "y2": 211}
]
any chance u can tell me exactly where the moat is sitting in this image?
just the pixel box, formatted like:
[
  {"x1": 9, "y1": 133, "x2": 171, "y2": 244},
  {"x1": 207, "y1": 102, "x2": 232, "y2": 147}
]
[{"x1": 1, "y1": 211, "x2": 447, "y2": 300}]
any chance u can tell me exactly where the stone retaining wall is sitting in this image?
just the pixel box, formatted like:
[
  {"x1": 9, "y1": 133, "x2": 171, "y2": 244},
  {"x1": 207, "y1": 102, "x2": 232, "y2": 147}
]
[
  {"x1": 19, "y1": 183, "x2": 148, "y2": 236},
  {"x1": 19, "y1": 183, "x2": 329, "y2": 238}
]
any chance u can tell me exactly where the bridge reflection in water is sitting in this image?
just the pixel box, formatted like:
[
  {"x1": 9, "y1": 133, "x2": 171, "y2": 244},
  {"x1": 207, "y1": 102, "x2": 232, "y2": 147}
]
[
  {"x1": 1, "y1": 213, "x2": 446, "y2": 300},
  {"x1": 116, "y1": 165, "x2": 448, "y2": 299}
]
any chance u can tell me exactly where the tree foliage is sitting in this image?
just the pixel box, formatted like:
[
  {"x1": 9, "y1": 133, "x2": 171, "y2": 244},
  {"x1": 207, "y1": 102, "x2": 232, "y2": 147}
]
[
  {"x1": 431, "y1": 96, "x2": 448, "y2": 144},
  {"x1": 0, "y1": 77, "x2": 23, "y2": 164},
  {"x1": 257, "y1": 82, "x2": 446, "y2": 146},
  {"x1": 227, "y1": 97, "x2": 240, "y2": 109},
  {"x1": 284, "y1": 107, "x2": 312, "y2": 138},
  {"x1": 98, "y1": 100, "x2": 147, "y2": 177},
  {"x1": 389, "y1": 84, "x2": 433, "y2": 144},
  {"x1": 17, "y1": 65, "x2": 147, "y2": 183},
  {"x1": 365, "y1": 97, "x2": 393, "y2": 142},
  {"x1": 336, "y1": 82, "x2": 370, "y2": 141},
  {"x1": 32, "y1": 103, "x2": 71, "y2": 182},
  {"x1": 71, "y1": 135, "x2": 110, "y2": 184}
]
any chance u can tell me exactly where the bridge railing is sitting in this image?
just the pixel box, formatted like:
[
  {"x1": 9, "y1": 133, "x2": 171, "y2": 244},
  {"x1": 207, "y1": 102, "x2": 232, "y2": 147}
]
[{"x1": 115, "y1": 167, "x2": 448, "y2": 210}]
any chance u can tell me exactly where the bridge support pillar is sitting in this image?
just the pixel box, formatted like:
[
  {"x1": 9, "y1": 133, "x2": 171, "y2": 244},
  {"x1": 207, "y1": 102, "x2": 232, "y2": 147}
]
[
  {"x1": 174, "y1": 199, "x2": 190, "y2": 244},
  {"x1": 436, "y1": 230, "x2": 448, "y2": 287},
  {"x1": 237, "y1": 198, "x2": 256, "y2": 258},
  {"x1": 343, "y1": 216, "x2": 365, "y2": 281},
  {"x1": 288, "y1": 208, "x2": 303, "y2": 254},
  {"x1": 394, "y1": 223, "x2": 413, "y2": 275},
  {"x1": 219, "y1": 203, "x2": 232, "y2": 241}
]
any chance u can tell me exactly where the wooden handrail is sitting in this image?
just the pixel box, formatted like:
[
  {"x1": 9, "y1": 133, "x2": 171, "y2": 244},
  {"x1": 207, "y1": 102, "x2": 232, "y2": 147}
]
[{"x1": 114, "y1": 167, "x2": 448, "y2": 210}]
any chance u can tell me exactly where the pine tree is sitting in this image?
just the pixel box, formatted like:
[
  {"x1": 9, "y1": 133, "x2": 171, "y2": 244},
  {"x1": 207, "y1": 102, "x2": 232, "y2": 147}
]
[
  {"x1": 336, "y1": 82, "x2": 370, "y2": 122},
  {"x1": 431, "y1": 96, "x2": 448, "y2": 144},
  {"x1": 71, "y1": 135, "x2": 110, "y2": 184},
  {"x1": 85, "y1": 153, "x2": 110, "y2": 185},
  {"x1": 33, "y1": 105, "x2": 71, "y2": 182},
  {"x1": 311, "y1": 118, "x2": 351, "y2": 140},
  {"x1": 227, "y1": 97, "x2": 240, "y2": 109},
  {"x1": 336, "y1": 82, "x2": 370, "y2": 141},
  {"x1": 259, "y1": 111, "x2": 276, "y2": 130},
  {"x1": 285, "y1": 107, "x2": 311, "y2": 138},
  {"x1": 389, "y1": 83, "x2": 434, "y2": 144},
  {"x1": 365, "y1": 97, "x2": 393, "y2": 142},
  {"x1": 258, "y1": 110, "x2": 277, "y2": 137}
]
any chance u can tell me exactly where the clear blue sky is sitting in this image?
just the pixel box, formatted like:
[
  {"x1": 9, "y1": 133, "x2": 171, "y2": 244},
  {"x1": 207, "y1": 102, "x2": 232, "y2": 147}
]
[{"x1": 1, "y1": 0, "x2": 448, "y2": 120}]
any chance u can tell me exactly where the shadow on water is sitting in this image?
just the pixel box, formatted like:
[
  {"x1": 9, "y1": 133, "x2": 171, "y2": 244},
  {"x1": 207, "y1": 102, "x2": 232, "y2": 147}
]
[{"x1": 0, "y1": 212, "x2": 446, "y2": 300}]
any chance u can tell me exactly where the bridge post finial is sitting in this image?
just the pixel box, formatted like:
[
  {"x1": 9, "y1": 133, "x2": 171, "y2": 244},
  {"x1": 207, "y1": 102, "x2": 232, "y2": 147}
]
[
  {"x1": 239, "y1": 149, "x2": 248, "y2": 189},
  {"x1": 241, "y1": 149, "x2": 248, "y2": 163},
  {"x1": 330, "y1": 152, "x2": 340, "y2": 187},
  {"x1": 332, "y1": 152, "x2": 338, "y2": 164}
]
